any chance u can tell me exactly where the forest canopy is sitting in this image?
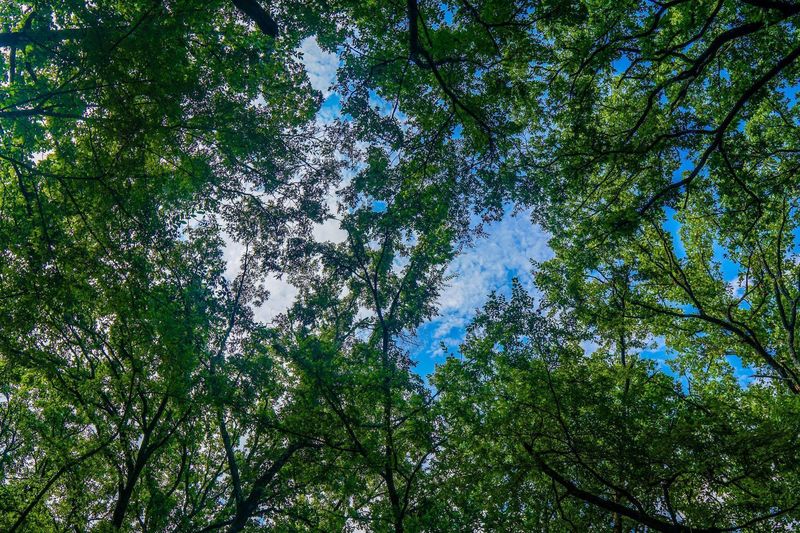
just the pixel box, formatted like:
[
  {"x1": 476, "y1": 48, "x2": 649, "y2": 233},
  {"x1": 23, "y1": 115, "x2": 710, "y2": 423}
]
[{"x1": 3, "y1": 0, "x2": 800, "y2": 531}]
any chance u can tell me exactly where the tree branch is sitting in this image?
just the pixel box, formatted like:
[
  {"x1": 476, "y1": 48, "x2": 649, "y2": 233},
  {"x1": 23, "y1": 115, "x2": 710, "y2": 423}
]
[{"x1": 231, "y1": 0, "x2": 278, "y2": 38}]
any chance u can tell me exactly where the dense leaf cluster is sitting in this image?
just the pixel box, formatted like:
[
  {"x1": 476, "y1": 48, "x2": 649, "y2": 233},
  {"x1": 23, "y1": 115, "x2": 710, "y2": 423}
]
[{"x1": 3, "y1": 0, "x2": 800, "y2": 531}]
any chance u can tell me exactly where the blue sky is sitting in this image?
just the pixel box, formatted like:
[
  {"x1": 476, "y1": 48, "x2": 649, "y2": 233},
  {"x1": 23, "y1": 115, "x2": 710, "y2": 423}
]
[
  {"x1": 289, "y1": 39, "x2": 554, "y2": 377},
  {"x1": 408, "y1": 209, "x2": 553, "y2": 376},
  {"x1": 222, "y1": 36, "x2": 762, "y2": 386},
  {"x1": 218, "y1": 38, "x2": 553, "y2": 377}
]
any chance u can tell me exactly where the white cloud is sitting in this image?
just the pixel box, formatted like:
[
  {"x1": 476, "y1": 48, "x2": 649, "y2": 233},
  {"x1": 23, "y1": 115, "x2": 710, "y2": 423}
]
[
  {"x1": 432, "y1": 209, "x2": 552, "y2": 342},
  {"x1": 221, "y1": 205, "x2": 553, "y2": 358},
  {"x1": 221, "y1": 232, "x2": 248, "y2": 282},
  {"x1": 311, "y1": 185, "x2": 348, "y2": 244},
  {"x1": 298, "y1": 36, "x2": 338, "y2": 97},
  {"x1": 255, "y1": 275, "x2": 299, "y2": 323},
  {"x1": 581, "y1": 339, "x2": 600, "y2": 355},
  {"x1": 312, "y1": 217, "x2": 348, "y2": 244},
  {"x1": 221, "y1": 232, "x2": 299, "y2": 324}
]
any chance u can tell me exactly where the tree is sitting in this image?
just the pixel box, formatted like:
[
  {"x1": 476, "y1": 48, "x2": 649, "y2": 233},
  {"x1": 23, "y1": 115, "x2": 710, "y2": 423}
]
[
  {"x1": 332, "y1": 1, "x2": 800, "y2": 527},
  {"x1": 524, "y1": 0, "x2": 800, "y2": 398},
  {"x1": 436, "y1": 282, "x2": 800, "y2": 531},
  {"x1": 332, "y1": 0, "x2": 800, "y2": 397},
  {"x1": 271, "y1": 150, "x2": 462, "y2": 531},
  {"x1": 6, "y1": 0, "x2": 800, "y2": 530},
  {"x1": 0, "y1": 1, "x2": 339, "y2": 530},
  {"x1": 0, "y1": 223, "x2": 219, "y2": 529}
]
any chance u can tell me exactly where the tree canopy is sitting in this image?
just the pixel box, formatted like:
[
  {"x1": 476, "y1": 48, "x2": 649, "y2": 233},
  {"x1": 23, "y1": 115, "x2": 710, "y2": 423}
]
[{"x1": 3, "y1": 0, "x2": 800, "y2": 531}]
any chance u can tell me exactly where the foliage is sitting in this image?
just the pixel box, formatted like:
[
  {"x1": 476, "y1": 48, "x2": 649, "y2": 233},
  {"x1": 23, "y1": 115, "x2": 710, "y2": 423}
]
[{"x1": 3, "y1": 0, "x2": 800, "y2": 531}]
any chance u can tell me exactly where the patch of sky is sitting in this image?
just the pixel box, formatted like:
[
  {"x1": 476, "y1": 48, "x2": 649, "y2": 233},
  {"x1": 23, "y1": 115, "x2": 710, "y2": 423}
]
[
  {"x1": 663, "y1": 207, "x2": 687, "y2": 260},
  {"x1": 318, "y1": 93, "x2": 342, "y2": 122},
  {"x1": 298, "y1": 36, "x2": 339, "y2": 97},
  {"x1": 368, "y1": 89, "x2": 410, "y2": 131},
  {"x1": 442, "y1": 3, "x2": 455, "y2": 25},
  {"x1": 670, "y1": 353, "x2": 757, "y2": 393},
  {"x1": 429, "y1": 3, "x2": 456, "y2": 29},
  {"x1": 674, "y1": 148, "x2": 692, "y2": 182},
  {"x1": 779, "y1": 81, "x2": 800, "y2": 105},
  {"x1": 638, "y1": 340, "x2": 687, "y2": 391},
  {"x1": 581, "y1": 338, "x2": 600, "y2": 355},
  {"x1": 639, "y1": 337, "x2": 696, "y2": 390},
  {"x1": 611, "y1": 56, "x2": 631, "y2": 76},
  {"x1": 368, "y1": 89, "x2": 393, "y2": 114},
  {"x1": 682, "y1": 303, "x2": 700, "y2": 315},
  {"x1": 725, "y1": 354, "x2": 756, "y2": 387},
  {"x1": 712, "y1": 240, "x2": 740, "y2": 282},
  {"x1": 640, "y1": 335, "x2": 667, "y2": 360},
  {"x1": 790, "y1": 206, "x2": 800, "y2": 255},
  {"x1": 402, "y1": 207, "x2": 552, "y2": 379},
  {"x1": 660, "y1": 150, "x2": 695, "y2": 260}
]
